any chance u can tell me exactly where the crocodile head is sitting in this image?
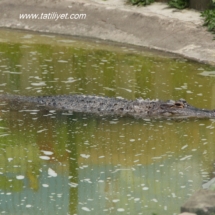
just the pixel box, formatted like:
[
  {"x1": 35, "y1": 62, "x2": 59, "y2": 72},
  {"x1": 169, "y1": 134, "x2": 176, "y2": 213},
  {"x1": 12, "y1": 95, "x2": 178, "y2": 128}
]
[{"x1": 157, "y1": 99, "x2": 215, "y2": 119}]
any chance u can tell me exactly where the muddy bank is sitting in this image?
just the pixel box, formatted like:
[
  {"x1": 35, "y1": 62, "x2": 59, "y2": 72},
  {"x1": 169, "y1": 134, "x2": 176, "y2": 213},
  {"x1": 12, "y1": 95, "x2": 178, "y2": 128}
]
[{"x1": 0, "y1": 0, "x2": 214, "y2": 64}]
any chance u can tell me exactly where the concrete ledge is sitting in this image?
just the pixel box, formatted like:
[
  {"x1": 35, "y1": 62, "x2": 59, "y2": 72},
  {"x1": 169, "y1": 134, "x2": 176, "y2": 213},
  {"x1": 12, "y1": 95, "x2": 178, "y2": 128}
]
[
  {"x1": 0, "y1": 0, "x2": 215, "y2": 65},
  {"x1": 181, "y1": 190, "x2": 215, "y2": 215}
]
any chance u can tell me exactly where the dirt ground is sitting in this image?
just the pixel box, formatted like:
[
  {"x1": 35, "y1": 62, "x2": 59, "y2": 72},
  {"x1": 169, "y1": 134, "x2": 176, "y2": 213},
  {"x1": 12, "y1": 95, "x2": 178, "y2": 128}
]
[{"x1": 0, "y1": 0, "x2": 215, "y2": 65}]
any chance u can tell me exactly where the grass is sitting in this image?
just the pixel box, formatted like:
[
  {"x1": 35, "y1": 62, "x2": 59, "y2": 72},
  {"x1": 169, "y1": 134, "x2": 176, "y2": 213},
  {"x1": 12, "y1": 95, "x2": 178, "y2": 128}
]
[
  {"x1": 128, "y1": 0, "x2": 154, "y2": 6},
  {"x1": 201, "y1": 9, "x2": 215, "y2": 35},
  {"x1": 128, "y1": 0, "x2": 188, "y2": 8},
  {"x1": 168, "y1": 0, "x2": 188, "y2": 9}
]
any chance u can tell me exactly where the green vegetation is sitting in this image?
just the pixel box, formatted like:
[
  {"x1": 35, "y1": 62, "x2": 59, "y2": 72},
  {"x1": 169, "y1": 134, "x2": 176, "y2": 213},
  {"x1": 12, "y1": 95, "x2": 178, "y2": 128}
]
[
  {"x1": 128, "y1": 0, "x2": 214, "y2": 10},
  {"x1": 128, "y1": 0, "x2": 189, "y2": 8},
  {"x1": 128, "y1": 0, "x2": 154, "y2": 6},
  {"x1": 168, "y1": 0, "x2": 188, "y2": 9},
  {"x1": 201, "y1": 9, "x2": 215, "y2": 35}
]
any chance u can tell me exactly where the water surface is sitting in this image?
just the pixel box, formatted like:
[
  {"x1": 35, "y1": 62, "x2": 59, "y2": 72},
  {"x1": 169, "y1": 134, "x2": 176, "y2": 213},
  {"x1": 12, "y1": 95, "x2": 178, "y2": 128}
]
[{"x1": 0, "y1": 29, "x2": 215, "y2": 215}]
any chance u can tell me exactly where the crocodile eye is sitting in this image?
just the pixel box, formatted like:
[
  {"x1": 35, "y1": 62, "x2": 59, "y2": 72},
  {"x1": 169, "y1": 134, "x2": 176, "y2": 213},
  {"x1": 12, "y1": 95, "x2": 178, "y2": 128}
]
[{"x1": 174, "y1": 102, "x2": 184, "y2": 108}]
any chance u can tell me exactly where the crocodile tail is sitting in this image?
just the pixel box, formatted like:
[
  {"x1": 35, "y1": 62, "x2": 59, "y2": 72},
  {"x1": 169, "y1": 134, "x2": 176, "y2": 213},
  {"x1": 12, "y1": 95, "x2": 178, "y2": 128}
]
[{"x1": 0, "y1": 93, "x2": 29, "y2": 102}]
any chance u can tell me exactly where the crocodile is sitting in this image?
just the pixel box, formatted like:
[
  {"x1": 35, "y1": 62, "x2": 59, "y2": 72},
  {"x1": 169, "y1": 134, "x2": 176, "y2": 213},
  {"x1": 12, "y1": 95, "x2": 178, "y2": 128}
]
[{"x1": 0, "y1": 94, "x2": 215, "y2": 119}]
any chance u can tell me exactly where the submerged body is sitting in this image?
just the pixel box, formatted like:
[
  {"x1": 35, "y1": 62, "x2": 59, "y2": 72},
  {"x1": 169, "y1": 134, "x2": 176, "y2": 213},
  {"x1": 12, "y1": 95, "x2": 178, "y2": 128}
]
[{"x1": 0, "y1": 94, "x2": 215, "y2": 119}]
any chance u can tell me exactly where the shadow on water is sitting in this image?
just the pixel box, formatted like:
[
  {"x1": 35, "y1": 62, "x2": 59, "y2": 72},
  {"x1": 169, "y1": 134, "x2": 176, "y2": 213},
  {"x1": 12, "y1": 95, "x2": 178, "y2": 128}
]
[{"x1": 0, "y1": 29, "x2": 215, "y2": 214}]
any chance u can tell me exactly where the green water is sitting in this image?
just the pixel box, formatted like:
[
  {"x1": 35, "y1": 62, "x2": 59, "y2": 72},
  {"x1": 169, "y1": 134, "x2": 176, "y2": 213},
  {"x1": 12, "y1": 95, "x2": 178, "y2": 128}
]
[{"x1": 0, "y1": 29, "x2": 215, "y2": 215}]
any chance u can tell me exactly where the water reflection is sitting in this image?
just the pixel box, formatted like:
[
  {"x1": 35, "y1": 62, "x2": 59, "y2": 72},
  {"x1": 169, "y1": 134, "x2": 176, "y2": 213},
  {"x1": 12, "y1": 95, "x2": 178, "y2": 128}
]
[
  {"x1": 0, "y1": 29, "x2": 215, "y2": 108},
  {"x1": 0, "y1": 109, "x2": 215, "y2": 214},
  {"x1": 0, "y1": 29, "x2": 215, "y2": 215}
]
